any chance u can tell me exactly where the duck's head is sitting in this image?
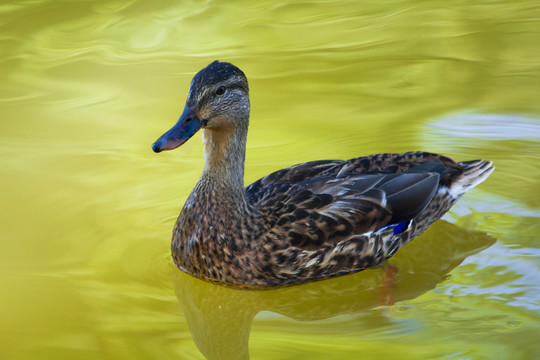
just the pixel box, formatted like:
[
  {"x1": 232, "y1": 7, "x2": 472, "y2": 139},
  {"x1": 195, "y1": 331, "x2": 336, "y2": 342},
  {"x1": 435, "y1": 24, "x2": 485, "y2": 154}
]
[{"x1": 152, "y1": 61, "x2": 250, "y2": 153}]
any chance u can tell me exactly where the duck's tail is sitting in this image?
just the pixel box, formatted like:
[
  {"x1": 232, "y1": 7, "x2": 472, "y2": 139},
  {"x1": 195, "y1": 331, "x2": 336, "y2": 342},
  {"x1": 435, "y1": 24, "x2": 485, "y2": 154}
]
[{"x1": 449, "y1": 160, "x2": 494, "y2": 198}]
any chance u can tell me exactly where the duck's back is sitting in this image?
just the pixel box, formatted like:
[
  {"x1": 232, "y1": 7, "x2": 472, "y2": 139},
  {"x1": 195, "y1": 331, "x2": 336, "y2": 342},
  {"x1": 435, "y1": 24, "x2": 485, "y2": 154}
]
[
  {"x1": 247, "y1": 152, "x2": 462, "y2": 201},
  {"x1": 242, "y1": 151, "x2": 492, "y2": 285}
]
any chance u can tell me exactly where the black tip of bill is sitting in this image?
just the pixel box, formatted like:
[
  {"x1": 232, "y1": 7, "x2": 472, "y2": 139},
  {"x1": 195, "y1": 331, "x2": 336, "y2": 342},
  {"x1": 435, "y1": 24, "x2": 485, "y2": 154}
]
[{"x1": 152, "y1": 142, "x2": 162, "y2": 153}]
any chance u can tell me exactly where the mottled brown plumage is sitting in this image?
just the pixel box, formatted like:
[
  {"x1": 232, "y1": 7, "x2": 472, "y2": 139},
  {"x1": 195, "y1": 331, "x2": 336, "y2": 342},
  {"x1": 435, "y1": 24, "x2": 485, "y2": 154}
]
[{"x1": 152, "y1": 61, "x2": 494, "y2": 288}]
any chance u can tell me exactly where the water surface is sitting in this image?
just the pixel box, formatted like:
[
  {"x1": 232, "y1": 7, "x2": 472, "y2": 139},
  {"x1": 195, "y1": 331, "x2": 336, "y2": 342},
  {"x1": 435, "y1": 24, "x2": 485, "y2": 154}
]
[{"x1": 1, "y1": 1, "x2": 539, "y2": 359}]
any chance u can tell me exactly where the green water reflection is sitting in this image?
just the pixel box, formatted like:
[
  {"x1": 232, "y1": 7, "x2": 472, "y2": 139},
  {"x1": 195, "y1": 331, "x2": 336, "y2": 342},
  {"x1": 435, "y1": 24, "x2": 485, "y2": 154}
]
[{"x1": 1, "y1": 0, "x2": 539, "y2": 359}]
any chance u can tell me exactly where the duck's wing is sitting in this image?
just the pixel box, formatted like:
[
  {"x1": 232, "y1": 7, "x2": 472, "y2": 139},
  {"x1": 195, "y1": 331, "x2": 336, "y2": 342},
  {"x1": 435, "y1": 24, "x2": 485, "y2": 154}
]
[
  {"x1": 246, "y1": 152, "x2": 462, "y2": 205},
  {"x1": 327, "y1": 151, "x2": 463, "y2": 185},
  {"x1": 248, "y1": 169, "x2": 440, "y2": 251},
  {"x1": 246, "y1": 160, "x2": 343, "y2": 204}
]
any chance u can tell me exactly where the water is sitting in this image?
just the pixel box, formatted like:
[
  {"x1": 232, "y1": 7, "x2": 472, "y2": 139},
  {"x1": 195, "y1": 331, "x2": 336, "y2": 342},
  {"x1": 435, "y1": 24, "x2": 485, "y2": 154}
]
[{"x1": 1, "y1": 1, "x2": 539, "y2": 359}]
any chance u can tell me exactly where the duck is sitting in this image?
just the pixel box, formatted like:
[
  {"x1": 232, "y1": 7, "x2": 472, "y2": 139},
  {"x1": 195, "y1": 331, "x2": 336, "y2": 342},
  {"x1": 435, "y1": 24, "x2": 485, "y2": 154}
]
[{"x1": 152, "y1": 60, "x2": 494, "y2": 288}]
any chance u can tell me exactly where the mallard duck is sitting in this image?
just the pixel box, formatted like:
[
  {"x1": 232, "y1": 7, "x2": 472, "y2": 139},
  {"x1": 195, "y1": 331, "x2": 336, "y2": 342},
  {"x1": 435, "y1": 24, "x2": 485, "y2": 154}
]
[{"x1": 152, "y1": 61, "x2": 493, "y2": 288}]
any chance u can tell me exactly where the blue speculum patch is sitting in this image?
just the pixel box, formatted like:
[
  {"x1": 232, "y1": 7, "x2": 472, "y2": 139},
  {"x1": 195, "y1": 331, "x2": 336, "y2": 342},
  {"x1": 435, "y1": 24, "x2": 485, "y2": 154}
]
[{"x1": 392, "y1": 220, "x2": 410, "y2": 235}]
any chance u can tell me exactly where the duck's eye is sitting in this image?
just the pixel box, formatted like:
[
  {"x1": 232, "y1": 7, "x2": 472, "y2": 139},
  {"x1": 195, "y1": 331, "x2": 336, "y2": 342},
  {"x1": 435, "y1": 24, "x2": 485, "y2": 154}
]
[{"x1": 216, "y1": 86, "x2": 226, "y2": 96}]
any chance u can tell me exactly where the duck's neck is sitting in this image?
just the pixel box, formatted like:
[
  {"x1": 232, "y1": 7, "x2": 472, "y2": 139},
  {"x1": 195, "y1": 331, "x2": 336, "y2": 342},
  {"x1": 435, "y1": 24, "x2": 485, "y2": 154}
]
[{"x1": 200, "y1": 124, "x2": 248, "y2": 202}]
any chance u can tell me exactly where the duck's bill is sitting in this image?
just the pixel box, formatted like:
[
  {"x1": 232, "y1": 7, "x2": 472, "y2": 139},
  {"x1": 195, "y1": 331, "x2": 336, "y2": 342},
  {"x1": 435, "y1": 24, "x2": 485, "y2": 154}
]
[{"x1": 152, "y1": 106, "x2": 206, "y2": 153}]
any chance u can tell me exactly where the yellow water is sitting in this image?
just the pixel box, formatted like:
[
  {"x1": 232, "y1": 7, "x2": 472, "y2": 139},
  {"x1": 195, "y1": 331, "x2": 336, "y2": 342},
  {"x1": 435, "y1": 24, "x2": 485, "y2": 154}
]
[{"x1": 1, "y1": 0, "x2": 540, "y2": 359}]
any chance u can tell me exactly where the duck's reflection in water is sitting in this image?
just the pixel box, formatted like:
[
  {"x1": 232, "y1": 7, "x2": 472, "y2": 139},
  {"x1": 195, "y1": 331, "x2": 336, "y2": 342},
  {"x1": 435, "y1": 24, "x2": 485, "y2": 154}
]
[{"x1": 173, "y1": 220, "x2": 495, "y2": 360}]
